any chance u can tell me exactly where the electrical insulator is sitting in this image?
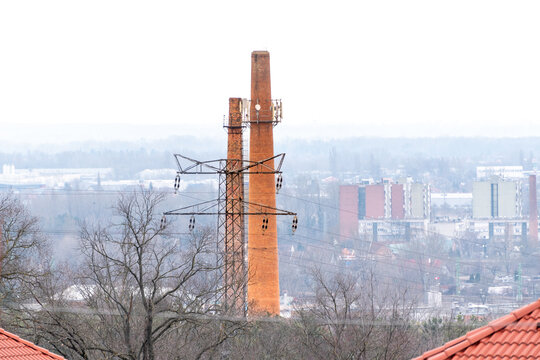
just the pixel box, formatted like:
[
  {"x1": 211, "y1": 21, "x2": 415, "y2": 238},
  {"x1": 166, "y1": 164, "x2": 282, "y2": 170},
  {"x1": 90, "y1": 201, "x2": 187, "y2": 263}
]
[
  {"x1": 261, "y1": 216, "x2": 268, "y2": 233},
  {"x1": 189, "y1": 215, "x2": 196, "y2": 232},
  {"x1": 160, "y1": 215, "x2": 167, "y2": 230},
  {"x1": 276, "y1": 174, "x2": 283, "y2": 193},
  {"x1": 291, "y1": 215, "x2": 298, "y2": 234},
  {"x1": 174, "y1": 175, "x2": 181, "y2": 193}
]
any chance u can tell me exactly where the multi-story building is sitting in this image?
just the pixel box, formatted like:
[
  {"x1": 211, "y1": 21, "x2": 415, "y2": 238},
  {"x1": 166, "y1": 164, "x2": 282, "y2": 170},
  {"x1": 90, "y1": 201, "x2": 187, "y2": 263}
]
[{"x1": 339, "y1": 179, "x2": 430, "y2": 242}]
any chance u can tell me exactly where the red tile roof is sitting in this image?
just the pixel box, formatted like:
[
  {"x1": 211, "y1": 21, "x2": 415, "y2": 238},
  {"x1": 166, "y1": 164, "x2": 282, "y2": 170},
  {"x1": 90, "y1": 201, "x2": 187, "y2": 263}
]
[
  {"x1": 414, "y1": 299, "x2": 540, "y2": 359},
  {"x1": 0, "y1": 328, "x2": 65, "y2": 359}
]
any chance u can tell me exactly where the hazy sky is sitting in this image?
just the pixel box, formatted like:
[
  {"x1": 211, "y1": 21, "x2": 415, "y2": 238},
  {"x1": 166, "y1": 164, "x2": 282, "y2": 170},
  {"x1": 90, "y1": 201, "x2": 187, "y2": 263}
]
[{"x1": 1, "y1": 1, "x2": 540, "y2": 143}]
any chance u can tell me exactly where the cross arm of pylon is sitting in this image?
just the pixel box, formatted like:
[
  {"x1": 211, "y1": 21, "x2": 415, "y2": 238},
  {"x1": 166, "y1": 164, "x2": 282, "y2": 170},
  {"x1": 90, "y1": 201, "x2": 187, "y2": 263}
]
[
  {"x1": 173, "y1": 153, "x2": 285, "y2": 175},
  {"x1": 242, "y1": 200, "x2": 296, "y2": 216},
  {"x1": 173, "y1": 154, "x2": 226, "y2": 174},
  {"x1": 163, "y1": 199, "x2": 220, "y2": 216},
  {"x1": 163, "y1": 199, "x2": 295, "y2": 216},
  {"x1": 236, "y1": 153, "x2": 285, "y2": 174}
]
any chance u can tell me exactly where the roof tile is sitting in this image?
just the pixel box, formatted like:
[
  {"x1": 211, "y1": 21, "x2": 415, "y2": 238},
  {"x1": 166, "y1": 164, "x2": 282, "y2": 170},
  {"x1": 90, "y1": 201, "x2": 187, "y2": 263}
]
[
  {"x1": 488, "y1": 314, "x2": 517, "y2": 332},
  {"x1": 427, "y1": 352, "x2": 450, "y2": 360},
  {"x1": 443, "y1": 339, "x2": 471, "y2": 357},
  {"x1": 0, "y1": 328, "x2": 65, "y2": 359},
  {"x1": 511, "y1": 300, "x2": 540, "y2": 319},
  {"x1": 465, "y1": 326, "x2": 494, "y2": 344},
  {"x1": 414, "y1": 298, "x2": 540, "y2": 359}
]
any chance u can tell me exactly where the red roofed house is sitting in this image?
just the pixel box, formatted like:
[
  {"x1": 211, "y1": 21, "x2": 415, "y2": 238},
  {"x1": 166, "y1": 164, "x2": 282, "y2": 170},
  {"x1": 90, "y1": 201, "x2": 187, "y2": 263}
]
[
  {"x1": 414, "y1": 298, "x2": 540, "y2": 359},
  {"x1": 0, "y1": 327, "x2": 65, "y2": 359}
]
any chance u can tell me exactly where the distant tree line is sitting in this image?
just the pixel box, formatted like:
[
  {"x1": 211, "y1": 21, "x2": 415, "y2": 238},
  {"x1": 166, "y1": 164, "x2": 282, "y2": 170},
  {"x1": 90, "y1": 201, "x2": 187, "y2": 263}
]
[{"x1": 1, "y1": 136, "x2": 539, "y2": 187}]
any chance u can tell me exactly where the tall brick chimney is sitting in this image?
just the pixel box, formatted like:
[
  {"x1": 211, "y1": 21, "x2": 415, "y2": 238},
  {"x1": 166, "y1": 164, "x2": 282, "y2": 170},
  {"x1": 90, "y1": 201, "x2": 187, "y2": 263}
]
[
  {"x1": 225, "y1": 97, "x2": 246, "y2": 313},
  {"x1": 247, "y1": 51, "x2": 280, "y2": 315}
]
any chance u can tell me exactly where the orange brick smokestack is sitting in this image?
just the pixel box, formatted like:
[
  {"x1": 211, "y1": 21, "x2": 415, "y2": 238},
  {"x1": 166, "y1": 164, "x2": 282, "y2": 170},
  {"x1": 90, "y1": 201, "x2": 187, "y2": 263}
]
[
  {"x1": 225, "y1": 97, "x2": 246, "y2": 313},
  {"x1": 248, "y1": 51, "x2": 279, "y2": 315}
]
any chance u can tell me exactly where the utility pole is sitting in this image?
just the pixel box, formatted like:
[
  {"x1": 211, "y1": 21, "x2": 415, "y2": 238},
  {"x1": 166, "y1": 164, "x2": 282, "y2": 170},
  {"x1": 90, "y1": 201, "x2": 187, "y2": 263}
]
[{"x1": 164, "y1": 153, "x2": 296, "y2": 315}]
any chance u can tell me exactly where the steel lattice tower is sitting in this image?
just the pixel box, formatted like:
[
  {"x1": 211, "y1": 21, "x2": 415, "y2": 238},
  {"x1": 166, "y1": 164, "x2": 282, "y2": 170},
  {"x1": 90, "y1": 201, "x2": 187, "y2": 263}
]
[{"x1": 222, "y1": 98, "x2": 247, "y2": 313}]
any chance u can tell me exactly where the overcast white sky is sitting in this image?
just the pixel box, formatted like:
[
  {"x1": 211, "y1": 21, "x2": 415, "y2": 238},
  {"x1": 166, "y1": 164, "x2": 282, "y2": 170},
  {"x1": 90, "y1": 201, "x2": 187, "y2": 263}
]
[{"x1": 1, "y1": 1, "x2": 540, "y2": 143}]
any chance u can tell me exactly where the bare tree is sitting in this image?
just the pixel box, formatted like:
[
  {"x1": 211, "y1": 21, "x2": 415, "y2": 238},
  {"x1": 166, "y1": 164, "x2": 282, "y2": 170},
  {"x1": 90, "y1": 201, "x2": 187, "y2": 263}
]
[
  {"x1": 25, "y1": 189, "x2": 245, "y2": 360},
  {"x1": 293, "y1": 268, "x2": 419, "y2": 360},
  {"x1": 0, "y1": 194, "x2": 46, "y2": 304},
  {"x1": 419, "y1": 314, "x2": 486, "y2": 354},
  {"x1": 225, "y1": 318, "x2": 302, "y2": 360}
]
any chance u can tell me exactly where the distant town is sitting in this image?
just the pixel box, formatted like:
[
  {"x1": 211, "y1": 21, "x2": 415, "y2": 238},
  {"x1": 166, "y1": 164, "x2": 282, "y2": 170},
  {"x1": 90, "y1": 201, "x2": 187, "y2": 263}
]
[{"x1": 1, "y1": 145, "x2": 539, "y2": 321}]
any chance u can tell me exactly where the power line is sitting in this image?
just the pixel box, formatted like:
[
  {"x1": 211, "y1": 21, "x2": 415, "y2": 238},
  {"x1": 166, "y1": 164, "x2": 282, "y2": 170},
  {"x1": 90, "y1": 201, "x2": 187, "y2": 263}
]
[
  {"x1": 276, "y1": 191, "x2": 529, "y2": 265},
  {"x1": 3, "y1": 186, "x2": 529, "y2": 278}
]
